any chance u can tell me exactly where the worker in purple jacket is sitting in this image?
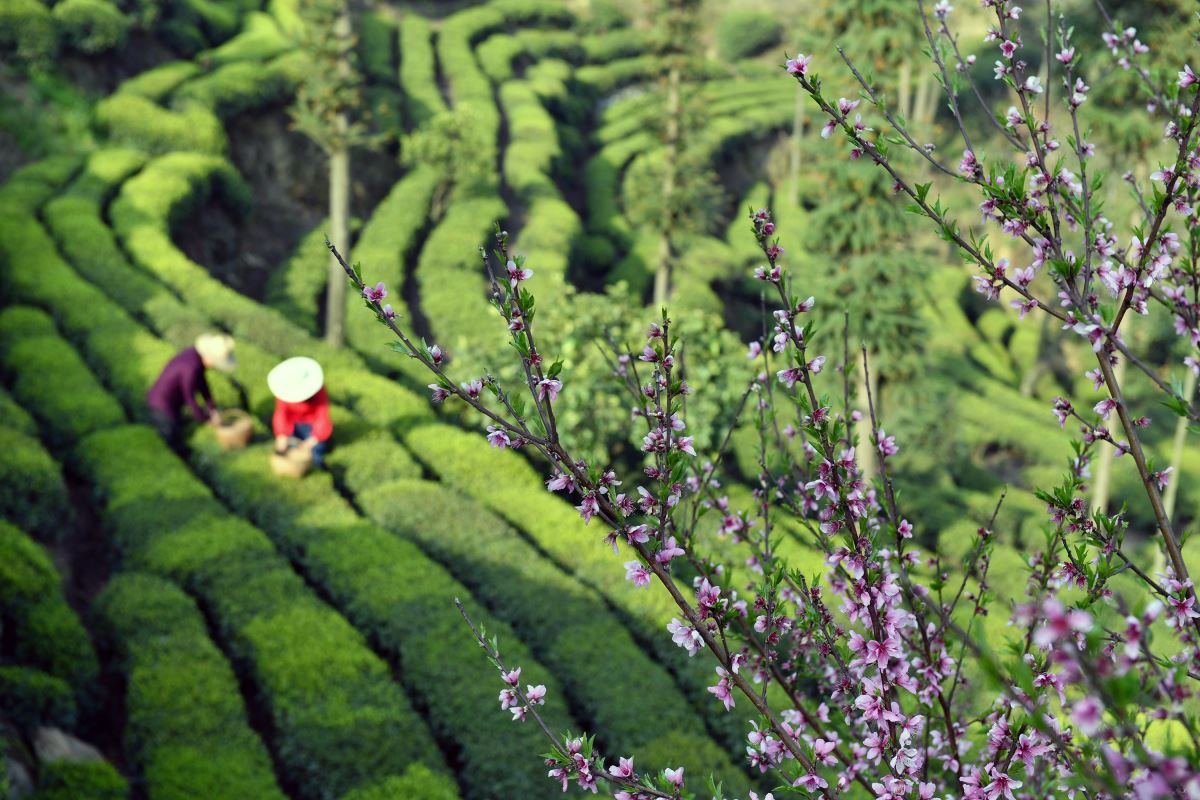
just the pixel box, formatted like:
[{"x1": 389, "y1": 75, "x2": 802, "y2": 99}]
[{"x1": 146, "y1": 333, "x2": 236, "y2": 445}]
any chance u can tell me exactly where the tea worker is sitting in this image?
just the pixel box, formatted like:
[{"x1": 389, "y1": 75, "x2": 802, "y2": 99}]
[
  {"x1": 146, "y1": 332, "x2": 235, "y2": 446},
  {"x1": 268, "y1": 356, "x2": 332, "y2": 468}
]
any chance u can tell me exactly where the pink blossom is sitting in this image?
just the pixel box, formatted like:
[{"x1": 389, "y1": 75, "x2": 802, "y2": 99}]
[
  {"x1": 362, "y1": 281, "x2": 387, "y2": 302},
  {"x1": 667, "y1": 618, "x2": 703, "y2": 656},
  {"x1": 428, "y1": 384, "x2": 450, "y2": 403},
  {"x1": 1071, "y1": 697, "x2": 1104, "y2": 734},
  {"x1": 656, "y1": 536, "x2": 685, "y2": 564},
  {"x1": 1180, "y1": 64, "x2": 1197, "y2": 89},
  {"x1": 786, "y1": 54, "x2": 811, "y2": 77},
  {"x1": 608, "y1": 756, "x2": 634, "y2": 779},
  {"x1": 536, "y1": 377, "x2": 561, "y2": 403},
  {"x1": 624, "y1": 561, "x2": 652, "y2": 587},
  {"x1": 506, "y1": 259, "x2": 532, "y2": 287},
  {"x1": 576, "y1": 494, "x2": 600, "y2": 524},
  {"x1": 708, "y1": 667, "x2": 735, "y2": 710},
  {"x1": 461, "y1": 379, "x2": 482, "y2": 399},
  {"x1": 486, "y1": 426, "x2": 511, "y2": 448}
]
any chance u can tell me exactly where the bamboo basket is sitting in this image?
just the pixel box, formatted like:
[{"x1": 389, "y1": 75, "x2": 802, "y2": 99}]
[
  {"x1": 270, "y1": 447, "x2": 312, "y2": 479},
  {"x1": 214, "y1": 409, "x2": 253, "y2": 450}
]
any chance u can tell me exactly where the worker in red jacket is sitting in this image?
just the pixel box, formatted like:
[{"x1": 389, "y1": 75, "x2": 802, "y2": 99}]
[{"x1": 267, "y1": 356, "x2": 332, "y2": 467}]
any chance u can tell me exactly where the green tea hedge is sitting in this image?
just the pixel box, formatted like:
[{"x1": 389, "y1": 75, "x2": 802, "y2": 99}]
[
  {"x1": 95, "y1": 572, "x2": 287, "y2": 800},
  {"x1": 27, "y1": 761, "x2": 128, "y2": 800},
  {"x1": 52, "y1": 0, "x2": 130, "y2": 54},
  {"x1": 343, "y1": 166, "x2": 439, "y2": 375},
  {"x1": 263, "y1": 219, "x2": 330, "y2": 335},
  {"x1": 0, "y1": 430, "x2": 70, "y2": 541},
  {"x1": 397, "y1": 15, "x2": 447, "y2": 128},
  {"x1": 0, "y1": 308, "x2": 126, "y2": 450},
  {"x1": 78, "y1": 426, "x2": 451, "y2": 800},
  {"x1": 187, "y1": 436, "x2": 574, "y2": 800},
  {"x1": 715, "y1": 10, "x2": 781, "y2": 60},
  {"x1": 0, "y1": 520, "x2": 99, "y2": 700},
  {"x1": 402, "y1": 423, "x2": 751, "y2": 751},
  {"x1": 358, "y1": 479, "x2": 750, "y2": 794},
  {"x1": 0, "y1": 666, "x2": 77, "y2": 731},
  {"x1": 0, "y1": 0, "x2": 57, "y2": 64},
  {"x1": 94, "y1": 94, "x2": 227, "y2": 155}
]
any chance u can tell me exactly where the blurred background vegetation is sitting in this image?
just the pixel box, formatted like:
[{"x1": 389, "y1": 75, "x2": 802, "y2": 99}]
[{"x1": 0, "y1": 0, "x2": 1197, "y2": 796}]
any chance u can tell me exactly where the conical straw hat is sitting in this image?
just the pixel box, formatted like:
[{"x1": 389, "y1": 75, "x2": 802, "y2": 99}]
[{"x1": 267, "y1": 357, "x2": 324, "y2": 403}]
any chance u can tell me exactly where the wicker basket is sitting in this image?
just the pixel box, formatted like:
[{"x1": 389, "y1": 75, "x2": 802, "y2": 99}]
[
  {"x1": 270, "y1": 447, "x2": 312, "y2": 479},
  {"x1": 214, "y1": 409, "x2": 253, "y2": 450}
]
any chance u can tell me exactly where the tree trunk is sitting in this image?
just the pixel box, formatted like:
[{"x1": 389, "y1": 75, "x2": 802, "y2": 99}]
[
  {"x1": 855, "y1": 352, "x2": 878, "y2": 484},
  {"x1": 914, "y1": 71, "x2": 936, "y2": 127},
  {"x1": 1163, "y1": 368, "x2": 1198, "y2": 521},
  {"x1": 790, "y1": 91, "x2": 805, "y2": 208},
  {"x1": 324, "y1": 3, "x2": 352, "y2": 349},
  {"x1": 1090, "y1": 356, "x2": 1127, "y2": 514},
  {"x1": 326, "y1": 143, "x2": 350, "y2": 347},
  {"x1": 654, "y1": 62, "x2": 681, "y2": 307},
  {"x1": 897, "y1": 58, "x2": 913, "y2": 121}
]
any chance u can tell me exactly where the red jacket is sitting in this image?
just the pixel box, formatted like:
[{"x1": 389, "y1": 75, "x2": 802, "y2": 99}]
[{"x1": 272, "y1": 386, "x2": 332, "y2": 441}]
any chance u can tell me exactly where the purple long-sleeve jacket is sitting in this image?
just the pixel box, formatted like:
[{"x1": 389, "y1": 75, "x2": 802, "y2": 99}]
[{"x1": 146, "y1": 347, "x2": 213, "y2": 422}]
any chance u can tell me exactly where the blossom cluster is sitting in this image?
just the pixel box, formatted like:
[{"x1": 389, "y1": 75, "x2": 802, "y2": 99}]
[{"x1": 335, "y1": 2, "x2": 1200, "y2": 798}]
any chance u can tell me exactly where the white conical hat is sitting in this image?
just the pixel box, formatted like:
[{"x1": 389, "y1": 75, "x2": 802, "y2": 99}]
[
  {"x1": 195, "y1": 332, "x2": 236, "y2": 373},
  {"x1": 267, "y1": 357, "x2": 324, "y2": 403}
]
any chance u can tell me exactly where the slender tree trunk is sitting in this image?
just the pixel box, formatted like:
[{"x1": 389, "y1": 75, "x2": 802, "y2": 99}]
[
  {"x1": 790, "y1": 91, "x2": 805, "y2": 208},
  {"x1": 855, "y1": 352, "x2": 878, "y2": 483},
  {"x1": 897, "y1": 58, "x2": 913, "y2": 121},
  {"x1": 324, "y1": 3, "x2": 352, "y2": 348},
  {"x1": 326, "y1": 142, "x2": 350, "y2": 347},
  {"x1": 654, "y1": 61, "x2": 681, "y2": 307},
  {"x1": 914, "y1": 72, "x2": 935, "y2": 126},
  {"x1": 1018, "y1": 316, "x2": 1050, "y2": 397},
  {"x1": 1090, "y1": 355, "x2": 1127, "y2": 514},
  {"x1": 1163, "y1": 368, "x2": 1198, "y2": 521}
]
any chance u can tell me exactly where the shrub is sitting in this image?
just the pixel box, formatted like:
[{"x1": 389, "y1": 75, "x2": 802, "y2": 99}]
[
  {"x1": 323, "y1": 431, "x2": 422, "y2": 497},
  {"x1": 0, "y1": 520, "x2": 99, "y2": 695},
  {"x1": 0, "y1": 156, "x2": 80, "y2": 214},
  {"x1": 52, "y1": 0, "x2": 130, "y2": 54},
  {"x1": 398, "y1": 14, "x2": 447, "y2": 128},
  {"x1": 28, "y1": 761, "x2": 127, "y2": 800},
  {"x1": 195, "y1": 11, "x2": 291, "y2": 65},
  {"x1": 0, "y1": 0, "x2": 57, "y2": 64},
  {"x1": 413, "y1": 195, "x2": 509, "y2": 378},
  {"x1": 401, "y1": 423, "x2": 751, "y2": 750},
  {"x1": 263, "y1": 219, "x2": 330, "y2": 335},
  {"x1": 358, "y1": 479, "x2": 751, "y2": 793},
  {"x1": 715, "y1": 9, "x2": 782, "y2": 61},
  {"x1": 94, "y1": 94, "x2": 226, "y2": 155},
  {"x1": 186, "y1": 436, "x2": 572, "y2": 800},
  {"x1": 95, "y1": 573, "x2": 287, "y2": 800},
  {"x1": 359, "y1": 11, "x2": 397, "y2": 83},
  {"x1": 0, "y1": 666, "x2": 77, "y2": 731},
  {"x1": 171, "y1": 51, "x2": 306, "y2": 119},
  {"x1": 341, "y1": 766, "x2": 459, "y2": 800},
  {"x1": 0, "y1": 387, "x2": 37, "y2": 437},
  {"x1": 343, "y1": 166, "x2": 439, "y2": 371},
  {"x1": 77, "y1": 426, "x2": 449, "y2": 800},
  {"x1": 0, "y1": 325, "x2": 127, "y2": 450},
  {"x1": 115, "y1": 62, "x2": 201, "y2": 101},
  {"x1": 0, "y1": 429, "x2": 70, "y2": 541}
]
